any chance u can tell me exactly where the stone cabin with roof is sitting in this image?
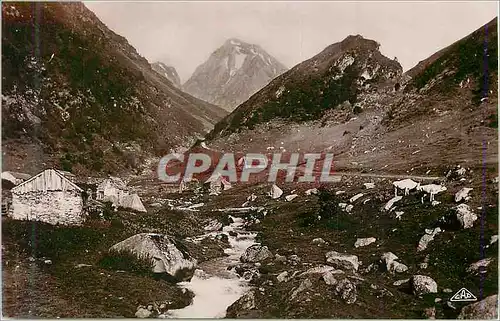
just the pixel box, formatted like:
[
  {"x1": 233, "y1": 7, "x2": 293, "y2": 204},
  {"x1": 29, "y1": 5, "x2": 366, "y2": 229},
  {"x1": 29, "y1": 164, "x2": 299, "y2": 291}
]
[{"x1": 10, "y1": 169, "x2": 85, "y2": 225}]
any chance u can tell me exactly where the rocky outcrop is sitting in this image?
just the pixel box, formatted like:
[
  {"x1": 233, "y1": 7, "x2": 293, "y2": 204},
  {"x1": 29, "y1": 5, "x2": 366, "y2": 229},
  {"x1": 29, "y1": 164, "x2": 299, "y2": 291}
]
[{"x1": 240, "y1": 244, "x2": 272, "y2": 263}]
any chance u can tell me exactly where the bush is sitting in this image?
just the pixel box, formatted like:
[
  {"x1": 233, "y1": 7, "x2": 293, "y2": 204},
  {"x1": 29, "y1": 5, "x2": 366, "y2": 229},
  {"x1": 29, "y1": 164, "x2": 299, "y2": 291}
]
[{"x1": 99, "y1": 249, "x2": 153, "y2": 276}]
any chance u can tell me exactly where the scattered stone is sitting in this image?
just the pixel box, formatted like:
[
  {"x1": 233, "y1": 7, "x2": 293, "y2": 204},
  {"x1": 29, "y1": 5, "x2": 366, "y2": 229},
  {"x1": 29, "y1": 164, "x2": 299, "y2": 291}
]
[
  {"x1": 334, "y1": 278, "x2": 357, "y2": 304},
  {"x1": 269, "y1": 184, "x2": 283, "y2": 199},
  {"x1": 247, "y1": 194, "x2": 257, "y2": 202},
  {"x1": 285, "y1": 194, "x2": 298, "y2": 202},
  {"x1": 277, "y1": 271, "x2": 290, "y2": 283},
  {"x1": 417, "y1": 227, "x2": 442, "y2": 252},
  {"x1": 419, "y1": 262, "x2": 429, "y2": 269},
  {"x1": 338, "y1": 203, "x2": 348, "y2": 209},
  {"x1": 363, "y1": 198, "x2": 371, "y2": 204},
  {"x1": 435, "y1": 298, "x2": 442, "y2": 303},
  {"x1": 384, "y1": 196, "x2": 402, "y2": 211},
  {"x1": 44, "y1": 259, "x2": 52, "y2": 265},
  {"x1": 75, "y1": 264, "x2": 92, "y2": 268},
  {"x1": 364, "y1": 183, "x2": 375, "y2": 189},
  {"x1": 423, "y1": 307, "x2": 436, "y2": 319},
  {"x1": 490, "y1": 235, "x2": 498, "y2": 246},
  {"x1": 135, "y1": 307, "x2": 152, "y2": 318},
  {"x1": 288, "y1": 255, "x2": 301, "y2": 265},
  {"x1": 305, "y1": 188, "x2": 319, "y2": 195},
  {"x1": 312, "y1": 238, "x2": 326, "y2": 246},
  {"x1": 455, "y1": 188, "x2": 473, "y2": 203},
  {"x1": 393, "y1": 278, "x2": 410, "y2": 286},
  {"x1": 290, "y1": 278, "x2": 313, "y2": 301},
  {"x1": 381, "y1": 252, "x2": 408, "y2": 274},
  {"x1": 443, "y1": 288, "x2": 453, "y2": 293},
  {"x1": 345, "y1": 205, "x2": 354, "y2": 213},
  {"x1": 395, "y1": 211, "x2": 404, "y2": 220},
  {"x1": 411, "y1": 275, "x2": 438, "y2": 295},
  {"x1": 335, "y1": 190, "x2": 346, "y2": 195},
  {"x1": 322, "y1": 271, "x2": 338, "y2": 285},
  {"x1": 349, "y1": 193, "x2": 364, "y2": 203},
  {"x1": 431, "y1": 201, "x2": 441, "y2": 206},
  {"x1": 354, "y1": 237, "x2": 376, "y2": 248},
  {"x1": 302, "y1": 265, "x2": 339, "y2": 276},
  {"x1": 241, "y1": 245, "x2": 272, "y2": 263},
  {"x1": 455, "y1": 204, "x2": 477, "y2": 229},
  {"x1": 466, "y1": 257, "x2": 493, "y2": 274},
  {"x1": 275, "y1": 254, "x2": 287, "y2": 263},
  {"x1": 458, "y1": 294, "x2": 498, "y2": 319},
  {"x1": 326, "y1": 251, "x2": 359, "y2": 271}
]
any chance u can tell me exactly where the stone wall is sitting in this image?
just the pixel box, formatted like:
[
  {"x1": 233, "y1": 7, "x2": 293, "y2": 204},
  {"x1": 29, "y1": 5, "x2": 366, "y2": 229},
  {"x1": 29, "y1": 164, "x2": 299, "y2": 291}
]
[{"x1": 11, "y1": 190, "x2": 84, "y2": 225}]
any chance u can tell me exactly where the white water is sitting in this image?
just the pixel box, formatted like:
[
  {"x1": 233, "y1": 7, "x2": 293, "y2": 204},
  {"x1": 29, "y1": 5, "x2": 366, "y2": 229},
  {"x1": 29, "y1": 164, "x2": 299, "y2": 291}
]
[{"x1": 166, "y1": 216, "x2": 257, "y2": 318}]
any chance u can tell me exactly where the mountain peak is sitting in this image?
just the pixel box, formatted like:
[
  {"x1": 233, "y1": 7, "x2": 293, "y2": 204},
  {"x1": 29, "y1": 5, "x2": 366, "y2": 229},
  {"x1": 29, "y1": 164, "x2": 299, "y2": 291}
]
[
  {"x1": 183, "y1": 40, "x2": 288, "y2": 111},
  {"x1": 151, "y1": 61, "x2": 181, "y2": 88}
]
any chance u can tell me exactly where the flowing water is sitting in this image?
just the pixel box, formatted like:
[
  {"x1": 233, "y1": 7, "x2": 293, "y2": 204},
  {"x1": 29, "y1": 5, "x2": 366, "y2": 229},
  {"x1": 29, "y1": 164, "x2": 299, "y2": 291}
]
[{"x1": 166, "y1": 216, "x2": 257, "y2": 318}]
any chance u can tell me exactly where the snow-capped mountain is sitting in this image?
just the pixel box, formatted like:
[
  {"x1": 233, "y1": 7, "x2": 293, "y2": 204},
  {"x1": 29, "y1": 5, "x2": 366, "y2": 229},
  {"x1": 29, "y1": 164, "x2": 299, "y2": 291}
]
[
  {"x1": 183, "y1": 38, "x2": 288, "y2": 111},
  {"x1": 151, "y1": 62, "x2": 181, "y2": 88}
]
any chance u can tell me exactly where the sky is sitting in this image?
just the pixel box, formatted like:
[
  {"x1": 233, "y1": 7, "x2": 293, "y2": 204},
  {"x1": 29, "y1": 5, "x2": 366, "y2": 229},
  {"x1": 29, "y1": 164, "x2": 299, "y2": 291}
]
[{"x1": 84, "y1": 1, "x2": 497, "y2": 83}]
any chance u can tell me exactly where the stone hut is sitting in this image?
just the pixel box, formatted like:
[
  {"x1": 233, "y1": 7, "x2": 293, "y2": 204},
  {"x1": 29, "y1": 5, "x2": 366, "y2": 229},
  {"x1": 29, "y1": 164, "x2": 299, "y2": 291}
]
[{"x1": 10, "y1": 169, "x2": 85, "y2": 225}]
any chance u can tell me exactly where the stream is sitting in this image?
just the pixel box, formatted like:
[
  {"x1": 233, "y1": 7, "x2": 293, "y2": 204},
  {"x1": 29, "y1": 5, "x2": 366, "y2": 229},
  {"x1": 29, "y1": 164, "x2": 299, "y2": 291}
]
[{"x1": 166, "y1": 216, "x2": 257, "y2": 318}]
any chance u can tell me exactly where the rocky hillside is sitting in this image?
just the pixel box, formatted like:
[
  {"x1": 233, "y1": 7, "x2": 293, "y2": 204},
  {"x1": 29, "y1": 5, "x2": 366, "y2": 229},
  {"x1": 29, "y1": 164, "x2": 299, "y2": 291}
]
[
  {"x1": 204, "y1": 18, "x2": 497, "y2": 173},
  {"x1": 151, "y1": 62, "x2": 181, "y2": 88},
  {"x1": 183, "y1": 38, "x2": 288, "y2": 111},
  {"x1": 1, "y1": 2, "x2": 227, "y2": 176}
]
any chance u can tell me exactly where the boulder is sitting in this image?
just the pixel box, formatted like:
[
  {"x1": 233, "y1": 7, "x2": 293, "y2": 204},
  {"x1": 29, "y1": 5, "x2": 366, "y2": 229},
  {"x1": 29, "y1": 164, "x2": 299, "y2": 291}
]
[
  {"x1": 411, "y1": 275, "x2": 438, "y2": 295},
  {"x1": 467, "y1": 257, "x2": 493, "y2": 274},
  {"x1": 290, "y1": 278, "x2": 313, "y2": 301},
  {"x1": 458, "y1": 294, "x2": 498, "y2": 319},
  {"x1": 241, "y1": 245, "x2": 272, "y2": 263},
  {"x1": 455, "y1": 187, "x2": 473, "y2": 203},
  {"x1": 305, "y1": 188, "x2": 319, "y2": 195},
  {"x1": 325, "y1": 251, "x2": 359, "y2": 271},
  {"x1": 354, "y1": 237, "x2": 376, "y2": 248},
  {"x1": 285, "y1": 194, "x2": 298, "y2": 202},
  {"x1": 269, "y1": 184, "x2": 283, "y2": 199},
  {"x1": 456, "y1": 204, "x2": 477, "y2": 228},
  {"x1": 109, "y1": 233, "x2": 197, "y2": 281}
]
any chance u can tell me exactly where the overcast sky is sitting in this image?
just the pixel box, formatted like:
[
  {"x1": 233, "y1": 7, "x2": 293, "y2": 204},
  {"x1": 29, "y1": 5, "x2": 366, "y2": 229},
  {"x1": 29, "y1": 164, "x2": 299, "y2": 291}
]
[{"x1": 84, "y1": 1, "x2": 497, "y2": 83}]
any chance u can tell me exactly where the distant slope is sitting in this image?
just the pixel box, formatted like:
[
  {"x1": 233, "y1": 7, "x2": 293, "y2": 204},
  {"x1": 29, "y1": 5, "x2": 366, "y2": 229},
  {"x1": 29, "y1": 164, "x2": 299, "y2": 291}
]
[
  {"x1": 1, "y1": 2, "x2": 227, "y2": 175},
  {"x1": 151, "y1": 62, "x2": 181, "y2": 88},
  {"x1": 183, "y1": 38, "x2": 288, "y2": 111},
  {"x1": 204, "y1": 19, "x2": 497, "y2": 174}
]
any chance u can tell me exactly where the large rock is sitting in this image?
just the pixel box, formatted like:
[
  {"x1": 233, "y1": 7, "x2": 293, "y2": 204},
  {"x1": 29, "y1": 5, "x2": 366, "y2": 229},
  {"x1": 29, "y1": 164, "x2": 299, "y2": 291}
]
[
  {"x1": 458, "y1": 294, "x2": 498, "y2": 319},
  {"x1": 240, "y1": 244, "x2": 272, "y2": 263},
  {"x1": 456, "y1": 204, "x2": 477, "y2": 228},
  {"x1": 325, "y1": 251, "x2": 359, "y2": 271},
  {"x1": 411, "y1": 275, "x2": 438, "y2": 295},
  {"x1": 109, "y1": 233, "x2": 197, "y2": 281},
  {"x1": 455, "y1": 187, "x2": 473, "y2": 202},
  {"x1": 269, "y1": 184, "x2": 283, "y2": 199}
]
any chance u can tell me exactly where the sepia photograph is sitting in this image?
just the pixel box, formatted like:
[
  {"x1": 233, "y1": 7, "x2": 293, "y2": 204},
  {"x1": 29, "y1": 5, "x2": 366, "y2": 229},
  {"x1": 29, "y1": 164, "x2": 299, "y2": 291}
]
[{"x1": 1, "y1": 0, "x2": 499, "y2": 319}]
